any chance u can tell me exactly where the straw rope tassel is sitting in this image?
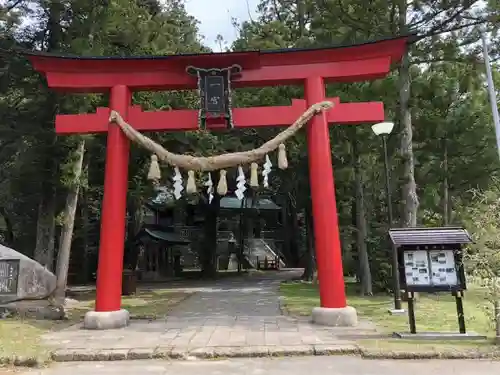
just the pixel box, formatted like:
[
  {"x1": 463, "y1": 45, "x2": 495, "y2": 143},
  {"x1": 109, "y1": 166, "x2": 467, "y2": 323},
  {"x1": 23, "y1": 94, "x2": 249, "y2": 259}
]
[
  {"x1": 147, "y1": 154, "x2": 161, "y2": 182},
  {"x1": 250, "y1": 163, "x2": 259, "y2": 188},
  {"x1": 217, "y1": 170, "x2": 228, "y2": 196},
  {"x1": 186, "y1": 170, "x2": 197, "y2": 194},
  {"x1": 278, "y1": 143, "x2": 288, "y2": 170}
]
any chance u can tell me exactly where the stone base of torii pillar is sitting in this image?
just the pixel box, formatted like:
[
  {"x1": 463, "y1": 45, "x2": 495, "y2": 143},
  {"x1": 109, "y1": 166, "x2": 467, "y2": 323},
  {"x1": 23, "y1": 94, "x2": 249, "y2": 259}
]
[
  {"x1": 83, "y1": 309, "x2": 130, "y2": 330},
  {"x1": 311, "y1": 306, "x2": 358, "y2": 327}
]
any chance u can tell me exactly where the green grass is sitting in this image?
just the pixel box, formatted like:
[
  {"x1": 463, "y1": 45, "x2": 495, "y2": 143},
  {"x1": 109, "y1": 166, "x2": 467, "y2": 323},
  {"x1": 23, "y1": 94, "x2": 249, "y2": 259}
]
[
  {"x1": 280, "y1": 281, "x2": 499, "y2": 352},
  {"x1": 358, "y1": 338, "x2": 500, "y2": 354},
  {"x1": 280, "y1": 281, "x2": 493, "y2": 334},
  {"x1": 0, "y1": 320, "x2": 50, "y2": 364}
]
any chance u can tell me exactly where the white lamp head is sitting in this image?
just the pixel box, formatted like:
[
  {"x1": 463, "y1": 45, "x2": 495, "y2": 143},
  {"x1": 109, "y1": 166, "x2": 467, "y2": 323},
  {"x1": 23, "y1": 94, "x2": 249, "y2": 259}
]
[{"x1": 371, "y1": 122, "x2": 394, "y2": 136}]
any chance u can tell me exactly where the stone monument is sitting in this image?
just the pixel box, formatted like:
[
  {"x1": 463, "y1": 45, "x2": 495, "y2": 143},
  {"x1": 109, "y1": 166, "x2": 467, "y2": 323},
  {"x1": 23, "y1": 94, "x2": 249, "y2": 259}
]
[{"x1": 0, "y1": 244, "x2": 56, "y2": 304}]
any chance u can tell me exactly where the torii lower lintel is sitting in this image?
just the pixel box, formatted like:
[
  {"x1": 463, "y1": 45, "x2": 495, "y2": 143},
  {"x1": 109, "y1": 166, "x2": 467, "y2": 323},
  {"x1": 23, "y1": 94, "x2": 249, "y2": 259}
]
[{"x1": 55, "y1": 98, "x2": 385, "y2": 134}]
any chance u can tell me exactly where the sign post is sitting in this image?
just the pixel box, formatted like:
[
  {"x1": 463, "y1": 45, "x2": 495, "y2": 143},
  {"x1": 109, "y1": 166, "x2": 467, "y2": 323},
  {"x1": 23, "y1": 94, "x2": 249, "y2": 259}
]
[{"x1": 389, "y1": 227, "x2": 483, "y2": 339}]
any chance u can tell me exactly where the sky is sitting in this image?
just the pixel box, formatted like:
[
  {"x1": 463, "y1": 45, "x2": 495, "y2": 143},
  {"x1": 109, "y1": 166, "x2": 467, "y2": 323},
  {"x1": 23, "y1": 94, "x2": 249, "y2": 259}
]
[{"x1": 183, "y1": 0, "x2": 260, "y2": 51}]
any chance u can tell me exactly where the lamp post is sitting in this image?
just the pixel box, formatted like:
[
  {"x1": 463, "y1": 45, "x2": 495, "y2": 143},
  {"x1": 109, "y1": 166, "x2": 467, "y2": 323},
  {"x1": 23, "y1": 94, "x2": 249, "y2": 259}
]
[{"x1": 372, "y1": 122, "x2": 404, "y2": 314}]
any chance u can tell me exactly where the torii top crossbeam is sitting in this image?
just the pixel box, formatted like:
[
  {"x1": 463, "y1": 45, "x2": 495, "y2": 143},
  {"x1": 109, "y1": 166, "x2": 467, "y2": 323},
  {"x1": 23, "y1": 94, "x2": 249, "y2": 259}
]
[
  {"x1": 23, "y1": 35, "x2": 411, "y2": 329},
  {"x1": 25, "y1": 35, "x2": 410, "y2": 92}
]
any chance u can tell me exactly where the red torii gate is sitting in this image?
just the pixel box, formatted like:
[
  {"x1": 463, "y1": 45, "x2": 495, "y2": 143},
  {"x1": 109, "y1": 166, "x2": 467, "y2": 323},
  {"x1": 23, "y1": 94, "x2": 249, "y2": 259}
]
[{"x1": 26, "y1": 36, "x2": 409, "y2": 329}]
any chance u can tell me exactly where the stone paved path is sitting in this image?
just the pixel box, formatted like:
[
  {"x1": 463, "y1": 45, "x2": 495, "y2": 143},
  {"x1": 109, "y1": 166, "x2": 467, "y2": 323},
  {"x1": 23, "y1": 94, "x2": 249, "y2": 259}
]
[
  {"x1": 19, "y1": 357, "x2": 500, "y2": 375},
  {"x1": 43, "y1": 271, "x2": 378, "y2": 359}
]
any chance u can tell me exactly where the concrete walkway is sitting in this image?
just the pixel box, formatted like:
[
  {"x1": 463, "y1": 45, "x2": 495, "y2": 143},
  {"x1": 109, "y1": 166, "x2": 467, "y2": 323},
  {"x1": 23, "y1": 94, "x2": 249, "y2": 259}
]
[
  {"x1": 19, "y1": 357, "x2": 500, "y2": 375},
  {"x1": 43, "y1": 271, "x2": 377, "y2": 361}
]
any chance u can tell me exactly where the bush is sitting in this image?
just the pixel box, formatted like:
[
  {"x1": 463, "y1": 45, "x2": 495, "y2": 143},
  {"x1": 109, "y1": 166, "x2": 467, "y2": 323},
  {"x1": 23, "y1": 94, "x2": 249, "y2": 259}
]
[{"x1": 457, "y1": 187, "x2": 500, "y2": 332}]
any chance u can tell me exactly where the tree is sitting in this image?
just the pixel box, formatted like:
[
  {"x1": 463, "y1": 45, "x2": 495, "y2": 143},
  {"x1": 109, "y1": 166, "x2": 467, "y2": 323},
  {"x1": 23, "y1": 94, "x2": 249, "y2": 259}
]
[
  {"x1": 53, "y1": 139, "x2": 85, "y2": 303},
  {"x1": 459, "y1": 185, "x2": 500, "y2": 339},
  {"x1": 2, "y1": 0, "x2": 499, "y2": 296},
  {"x1": 0, "y1": 0, "x2": 205, "y2": 283},
  {"x1": 351, "y1": 127, "x2": 372, "y2": 294},
  {"x1": 229, "y1": 0, "x2": 500, "y2": 290},
  {"x1": 322, "y1": 0, "x2": 496, "y2": 227}
]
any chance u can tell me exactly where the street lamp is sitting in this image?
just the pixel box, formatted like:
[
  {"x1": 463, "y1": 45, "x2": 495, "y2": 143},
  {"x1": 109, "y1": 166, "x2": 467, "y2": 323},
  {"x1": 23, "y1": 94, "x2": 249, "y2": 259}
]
[{"x1": 372, "y1": 122, "x2": 405, "y2": 314}]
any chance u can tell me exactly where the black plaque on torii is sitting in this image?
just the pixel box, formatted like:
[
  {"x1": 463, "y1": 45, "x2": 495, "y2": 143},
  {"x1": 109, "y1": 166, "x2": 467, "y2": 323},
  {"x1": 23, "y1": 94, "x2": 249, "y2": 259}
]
[{"x1": 186, "y1": 64, "x2": 242, "y2": 130}]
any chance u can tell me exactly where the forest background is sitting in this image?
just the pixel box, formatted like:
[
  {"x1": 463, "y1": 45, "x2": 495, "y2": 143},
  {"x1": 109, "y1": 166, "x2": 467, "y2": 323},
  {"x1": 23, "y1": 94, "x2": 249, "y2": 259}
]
[{"x1": 1, "y1": 0, "x2": 500, "y2": 296}]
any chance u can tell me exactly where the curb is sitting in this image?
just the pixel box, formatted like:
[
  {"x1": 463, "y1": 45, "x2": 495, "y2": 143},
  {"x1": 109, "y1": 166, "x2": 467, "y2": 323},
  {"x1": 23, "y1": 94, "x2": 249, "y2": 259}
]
[
  {"x1": 0, "y1": 355, "x2": 50, "y2": 368},
  {"x1": 359, "y1": 348, "x2": 500, "y2": 360},
  {"x1": 49, "y1": 344, "x2": 360, "y2": 362},
  {"x1": 48, "y1": 345, "x2": 500, "y2": 362},
  {"x1": 4, "y1": 345, "x2": 500, "y2": 367}
]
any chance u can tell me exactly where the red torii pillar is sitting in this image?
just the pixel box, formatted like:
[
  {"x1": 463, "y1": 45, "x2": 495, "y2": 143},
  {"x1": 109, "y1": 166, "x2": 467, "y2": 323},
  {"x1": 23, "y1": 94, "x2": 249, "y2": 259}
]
[{"x1": 26, "y1": 36, "x2": 409, "y2": 329}]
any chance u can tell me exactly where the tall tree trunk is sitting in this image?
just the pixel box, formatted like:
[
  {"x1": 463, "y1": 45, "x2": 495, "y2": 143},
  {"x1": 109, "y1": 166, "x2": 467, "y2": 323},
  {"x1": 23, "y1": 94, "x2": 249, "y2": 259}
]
[
  {"x1": 352, "y1": 129, "x2": 372, "y2": 295},
  {"x1": 246, "y1": 192, "x2": 256, "y2": 239},
  {"x1": 201, "y1": 196, "x2": 220, "y2": 278},
  {"x1": 288, "y1": 189, "x2": 300, "y2": 267},
  {"x1": 124, "y1": 194, "x2": 144, "y2": 270},
  {"x1": 350, "y1": 198, "x2": 359, "y2": 282},
  {"x1": 280, "y1": 189, "x2": 291, "y2": 262},
  {"x1": 296, "y1": 0, "x2": 305, "y2": 38},
  {"x1": 398, "y1": 2, "x2": 418, "y2": 227},
  {"x1": 34, "y1": 182, "x2": 56, "y2": 270},
  {"x1": 53, "y1": 140, "x2": 86, "y2": 303},
  {"x1": 80, "y1": 185, "x2": 90, "y2": 284},
  {"x1": 0, "y1": 207, "x2": 14, "y2": 247},
  {"x1": 301, "y1": 200, "x2": 316, "y2": 281},
  {"x1": 34, "y1": 0, "x2": 64, "y2": 269},
  {"x1": 128, "y1": 196, "x2": 144, "y2": 240},
  {"x1": 442, "y1": 138, "x2": 450, "y2": 225}
]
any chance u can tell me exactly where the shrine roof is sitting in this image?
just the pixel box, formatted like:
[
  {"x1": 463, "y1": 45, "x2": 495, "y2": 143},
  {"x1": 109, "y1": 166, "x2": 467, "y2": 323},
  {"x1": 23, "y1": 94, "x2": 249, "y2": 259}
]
[
  {"x1": 389, "y1": 227, "x2": 473, "y2": 246},
  {"x1": 22, "y1": 34, "x2": 415, "y2": 69},
  {"x1": 142, "y1": 228, "x2": 191, "y2": 245}
]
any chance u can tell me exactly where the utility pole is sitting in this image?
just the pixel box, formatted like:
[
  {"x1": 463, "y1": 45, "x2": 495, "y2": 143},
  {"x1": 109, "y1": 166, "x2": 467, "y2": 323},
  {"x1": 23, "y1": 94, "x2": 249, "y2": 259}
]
[{"x1": 481, "y1": 28, "x2": 500, "y2": 159}]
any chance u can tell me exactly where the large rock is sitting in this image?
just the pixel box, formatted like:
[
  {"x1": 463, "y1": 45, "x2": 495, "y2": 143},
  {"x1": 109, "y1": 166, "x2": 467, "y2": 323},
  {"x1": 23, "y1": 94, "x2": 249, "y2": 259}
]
[{"x1": 0, "y1": 244, "x2": 56, "y2": 304}]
